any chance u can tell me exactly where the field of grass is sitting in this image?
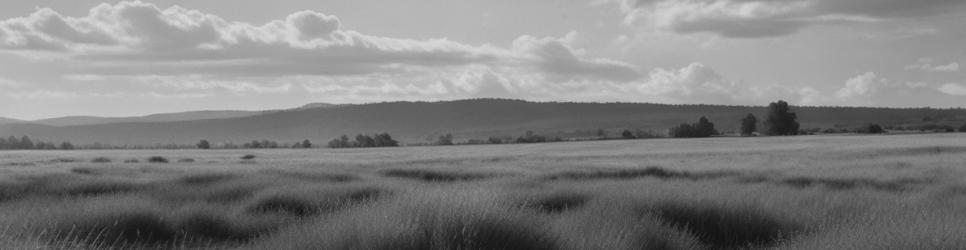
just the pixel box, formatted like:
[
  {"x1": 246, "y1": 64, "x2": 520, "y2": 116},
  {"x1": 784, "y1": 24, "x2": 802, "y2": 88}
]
[{"x1": 2, "y1": 133, "x2": 966, "y2": 249}]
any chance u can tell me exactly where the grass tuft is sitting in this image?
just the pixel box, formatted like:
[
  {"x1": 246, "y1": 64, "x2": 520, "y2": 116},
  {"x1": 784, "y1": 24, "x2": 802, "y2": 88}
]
[
  {"x1": 90, "y1": 157, "x2": 113, "y2": 163},
  {"x1": 380, "y1": 168, "x2": 503, "y2": 182},
  {"x1": 543, "y1": 166, "x2": 737, "y2": 181},
  {"x1": 643, "y1": 201, "x2": 800, "y2": 249},
  {"x1": 520, "y1": 192, "x2": 590, "y2": 214},
  {"x1": 147, "y1": 156, "x2": 169, "y2": 163}
]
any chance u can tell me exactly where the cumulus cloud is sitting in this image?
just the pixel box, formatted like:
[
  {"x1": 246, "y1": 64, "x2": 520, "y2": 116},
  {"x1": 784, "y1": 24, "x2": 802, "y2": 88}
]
[
  {"x1": 0, "y1": 1, "x2": 505, "y2": 76},
  {"x1": 835, "y1": 72, "x2": 883, "y2": 99},
  {"x1": 938, "y1": 83, "x2": 966, "y2": 96},
  {"x1": 905, "y1": 58, "x2": 959, "y2": 72},
  {"x1": 0, "y1": 1, "x2": 826, "y2": 108},
  {"x1": 609, "y1": 0, "x2": 966, "y2": 38}
]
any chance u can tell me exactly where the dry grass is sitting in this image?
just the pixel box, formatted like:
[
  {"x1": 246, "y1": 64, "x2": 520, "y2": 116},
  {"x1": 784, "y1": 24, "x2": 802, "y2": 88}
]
[{"x1": 1, "y1": 133, "x2": 966, "y2": 249}]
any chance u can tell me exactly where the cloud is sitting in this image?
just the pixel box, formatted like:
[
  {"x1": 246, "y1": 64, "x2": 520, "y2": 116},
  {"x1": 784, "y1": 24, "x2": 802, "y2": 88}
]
[
  {"x1": 0, "y1": 1, "x2": 505, "y2": 76},
  {"x1": 938, "y1": 83, "x2": 966, "y2": 96},
  {"x1": 610, "y1": 0, "x2": 966, "y2": 38},
  {"x1": 511, "y1": 32, "x2": 643, "y2": 81},
  {"x1": 0, "y1": 1, "x2": 855, "y2": 110},
  {"x1": 905, "y1": 58, "x2": 959, "y2": 72},
  {"x1": 835, "y1": 72, "x2": 883, "y2": 99}
]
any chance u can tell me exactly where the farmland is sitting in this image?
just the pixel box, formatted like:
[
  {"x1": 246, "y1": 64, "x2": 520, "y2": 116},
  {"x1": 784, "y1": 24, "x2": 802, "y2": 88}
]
[{"x1": 2, "y1": 133, "x2": 966, "y2": 249}]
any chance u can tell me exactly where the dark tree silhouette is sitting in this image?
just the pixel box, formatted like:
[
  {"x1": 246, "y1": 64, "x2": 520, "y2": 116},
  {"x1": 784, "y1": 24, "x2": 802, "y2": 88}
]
[
  {"x1": 621, "y1": 129, "x2": 635, "y2": 139},
  {"x1": 19, "y1": 136, "x2": 33, "y2": 149},
  {"x1": 669, "y1": 117, "x2": 718, "y2": 138},
  {"x1": 437, "y1": 134, "x2": 454, "y2": 145},
  {"x1": 740, "y1": 114, "x2": 758, "y2": 136},
  {"x1": 866, "y1": 124, "x2": 885, "y2": 134},
  {"x1": 764, "y1": 100, "x2": 800, "y2": 136},
  {"x1": 197, "y1": 140, "x2": 211, "y2": 149},
  {"x1": 959, "y1": 123, "x2": 966, "y2": 132},
  {"x1": 301, "y1": 139, "x2": 312, "y2": 148},
  {"x1": 60, "y1": 142, "x2": 74, "y2": 150}
]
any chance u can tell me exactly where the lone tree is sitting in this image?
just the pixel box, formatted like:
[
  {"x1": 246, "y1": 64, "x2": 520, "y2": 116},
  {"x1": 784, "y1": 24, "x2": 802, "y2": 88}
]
[
  {"x1": 301, "y1": 139, "x2": 312, "y2": 148},
  {"x1": 197, "y1": 140, "x2": 211, "y2": 149},
  {"x1": 437, "y1": 134, "x2": 454, "y2": 145},
  {"x1": 764, "y1": 100, "x2": 800, "y2": 136},
  {"x1": 621, "y1": 129, "x2": 635, "y2": 139},
  {"x1": 740, "y1": 114, "x2": 758, "y2": 136}
]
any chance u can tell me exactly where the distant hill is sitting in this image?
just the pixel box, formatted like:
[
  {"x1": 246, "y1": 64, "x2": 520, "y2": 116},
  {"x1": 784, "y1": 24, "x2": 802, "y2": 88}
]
[
  {"x1": 0, "y1": 117, "x2": 23, "y2": 125},
  {"x1": 32, "y1": 110, "x2": 267, "y2": 127},
  {"x1": 1, "y1": 99, "x2": 964, "y2": 146}
]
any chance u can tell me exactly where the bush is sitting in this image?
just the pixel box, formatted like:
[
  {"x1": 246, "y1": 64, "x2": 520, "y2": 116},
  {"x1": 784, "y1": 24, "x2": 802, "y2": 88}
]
[
  {"x1": 147, "y1": 156, "x2": 169, "y2": 163},
  {"x1": 241, "y1": 154, "x2": 256, "y2": 160},
  {"x1": 90, "y1": 157, "x2": 112, "y2": 163},
  {"x1": 669, "y1": 117, "x2": 718, "y2": 138},
  {"x1": 177, "y1": 158, "x2": 195, "y2": 163},
  {"x1": 124, "y1": 159, "x2": 140, "y2": 163}
]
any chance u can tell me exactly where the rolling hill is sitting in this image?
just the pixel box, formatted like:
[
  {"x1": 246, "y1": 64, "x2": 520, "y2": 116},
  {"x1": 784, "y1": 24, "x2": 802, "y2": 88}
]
[
  {"x1": 0, "y1": 117, "x2": 23, "y2": 125},
  {"x1": 0, "y1": 99, "x2": 963, "y2": 146},
  {"x1": 31, "y1": 110, "x2": 267, "y2": 127}
]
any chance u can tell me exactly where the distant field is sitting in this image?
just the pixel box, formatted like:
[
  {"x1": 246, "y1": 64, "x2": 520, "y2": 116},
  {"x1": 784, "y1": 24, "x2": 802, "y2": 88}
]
[{"x1": 2, "y1": 134, "x2": 966, "y2": 249}]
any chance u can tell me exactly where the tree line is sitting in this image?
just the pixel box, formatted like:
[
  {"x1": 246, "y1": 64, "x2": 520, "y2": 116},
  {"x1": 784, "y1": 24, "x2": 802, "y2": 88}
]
[
  {"x1": 669, "y1": 100, "x2": 802, "y2": 138},
  {"x1": 327, "y1": 133, "x2": 399, "y2": 148},
  {"x1": 0, "y1": 136, "x2": 74, "y2": 150}
]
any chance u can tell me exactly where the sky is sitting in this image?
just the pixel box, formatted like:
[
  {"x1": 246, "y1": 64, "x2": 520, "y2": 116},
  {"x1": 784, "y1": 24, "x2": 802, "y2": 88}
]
[{"x1": 0, "y1": 0, "x2": 965, "y2": 120}]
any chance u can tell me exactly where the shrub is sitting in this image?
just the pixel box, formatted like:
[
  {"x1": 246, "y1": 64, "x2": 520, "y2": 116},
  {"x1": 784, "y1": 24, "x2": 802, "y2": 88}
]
[
  {"x1": 669, "y1": 117, "x2": 718, "y2": 138},
  {"x1": 177, "y1": 158, "x2": 195, "y2": 163},
  {"x1": 90, "y1": 157, "x2": 112, "y2": 163},
  {"x1": 380, "y1": 169, "x2": 502, "y2": 182},
  {"x1": 241, "y1": 154, "x2": 256, "y2": 160},
  {"x1": 642, "y1": 201, "x2": 800, "y2": 249},
  {"x1": 147, "y1": 156, "x2": 169, "y2": 163},
  {"x1": 124, "y1": 159, "x2": 140, "y2": 163}
]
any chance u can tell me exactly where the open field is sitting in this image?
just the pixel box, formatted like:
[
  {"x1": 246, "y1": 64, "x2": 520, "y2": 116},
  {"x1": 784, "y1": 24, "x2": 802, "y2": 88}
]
[{"x1": 2, "y1": 133, "x2": 966, "y2": 249}]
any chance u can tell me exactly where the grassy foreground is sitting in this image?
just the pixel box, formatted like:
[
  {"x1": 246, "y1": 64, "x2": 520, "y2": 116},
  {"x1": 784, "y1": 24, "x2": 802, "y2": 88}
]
[{"x1": 2, "y1": 134, "x2": 966, "y2": 249}]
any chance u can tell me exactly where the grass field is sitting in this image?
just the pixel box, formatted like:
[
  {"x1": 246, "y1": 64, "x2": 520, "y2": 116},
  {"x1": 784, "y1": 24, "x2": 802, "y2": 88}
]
[{"x1": 2, "y1": 133, "x2": 966, "y2": 249}]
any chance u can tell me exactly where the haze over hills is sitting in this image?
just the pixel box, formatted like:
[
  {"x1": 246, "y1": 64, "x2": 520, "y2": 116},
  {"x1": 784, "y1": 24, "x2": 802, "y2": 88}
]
[
  {"x1": 0, "y1": 102, "x2": 346, "y2": 127},
  {"x1": 0, "y1": 99, "x2": 963, "y2": 146},
  {"x1": 0, "y1": 117, "x2": 23, "y2": 125}
]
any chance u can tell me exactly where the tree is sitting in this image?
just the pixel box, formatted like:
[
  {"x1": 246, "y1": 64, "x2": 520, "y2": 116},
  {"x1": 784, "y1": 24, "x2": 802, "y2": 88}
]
[
  {"x1": 197, "y1": 140, "x2": 211, "y2": 149},
  {"x1": 866, "y1": 124, "x2": 885, "y2": 134},
  {"x1": 328, "y1": 135, "x2": 351, "y2": 148},
  {"x1": 694, "y1": 117, "x2": 718, "y2": 137},
  {"x1": 740, "y1": 114, "x2": 758, "y2": 136},
  {"x1": 487, "y1": 136, "x2": 504, "y2": 144},
  {"x1": 959, "y1": 123, "x2": 966, "y2": 132},
  {"x1": 764, "y1": 100, "x2": 800, "y2": 136},
  {"x1": 59, "y1": 142, "x2": 74, "y2": 150},
  {"x1": 437, "y1": 134, "x2": 454, "y2": 145},
  {"x1": 0, "y1": 137, "x2": 6, "y2": 149},
  {"x1": 621, "y1": 130, "x2": 635, "y2": 139},
  {"x1": 301, "y1": 139, "x2": 312, "y2": 148},
  {"x1": 669, "y1": 117, "x2": 718, "y2": 138},
  {"x1": 6, "y1": 136, "x2": 18, "y2": 149},
  {"x1": 596, "y1": 128, "x2": 607, "y2": 138},
  {"x1": 373, "y1": 133, "x2": 398, "y2": 147},
  {"x1": 19, "y1": 136, "x2": 33, "y2": 149}
]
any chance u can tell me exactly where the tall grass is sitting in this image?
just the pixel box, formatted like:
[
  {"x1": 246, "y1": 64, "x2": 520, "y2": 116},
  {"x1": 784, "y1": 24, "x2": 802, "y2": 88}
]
[{"x1": 1, "y1": 134, "x2": 966, "y2": 249}]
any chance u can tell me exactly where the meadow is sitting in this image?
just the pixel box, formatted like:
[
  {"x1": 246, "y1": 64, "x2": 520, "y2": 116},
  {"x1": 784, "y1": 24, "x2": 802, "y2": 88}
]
[{"x1": 1, "y1": 133, "x2": 966, "y2": 249}]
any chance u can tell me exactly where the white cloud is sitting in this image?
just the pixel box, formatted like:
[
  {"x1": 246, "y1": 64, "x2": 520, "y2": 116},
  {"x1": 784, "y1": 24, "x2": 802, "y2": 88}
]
[
  {"x1": 608, "y1": 0, "x2": 966, "y2": 38},
  {"x1": 938, "y1": 83, "x2": 966, "y2": 96},
  {"x1": 905, "y1": 58, "x2": 959, "y2": 72},
  {"x1": 836, "y1": 72, "x2": 883, "y2": 99}
]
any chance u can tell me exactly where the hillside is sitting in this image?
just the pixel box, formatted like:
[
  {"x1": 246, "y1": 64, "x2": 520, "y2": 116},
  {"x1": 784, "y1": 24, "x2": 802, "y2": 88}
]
[
  {"x1": 0, "y1": 117, "x2": 23, "y2": 125},
  {"x1": 32, "y1": 110, "x2": 267, "y2": 127},
  {"x1": 1, "y1": 99, "x2": 964, "y2": 146}
]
